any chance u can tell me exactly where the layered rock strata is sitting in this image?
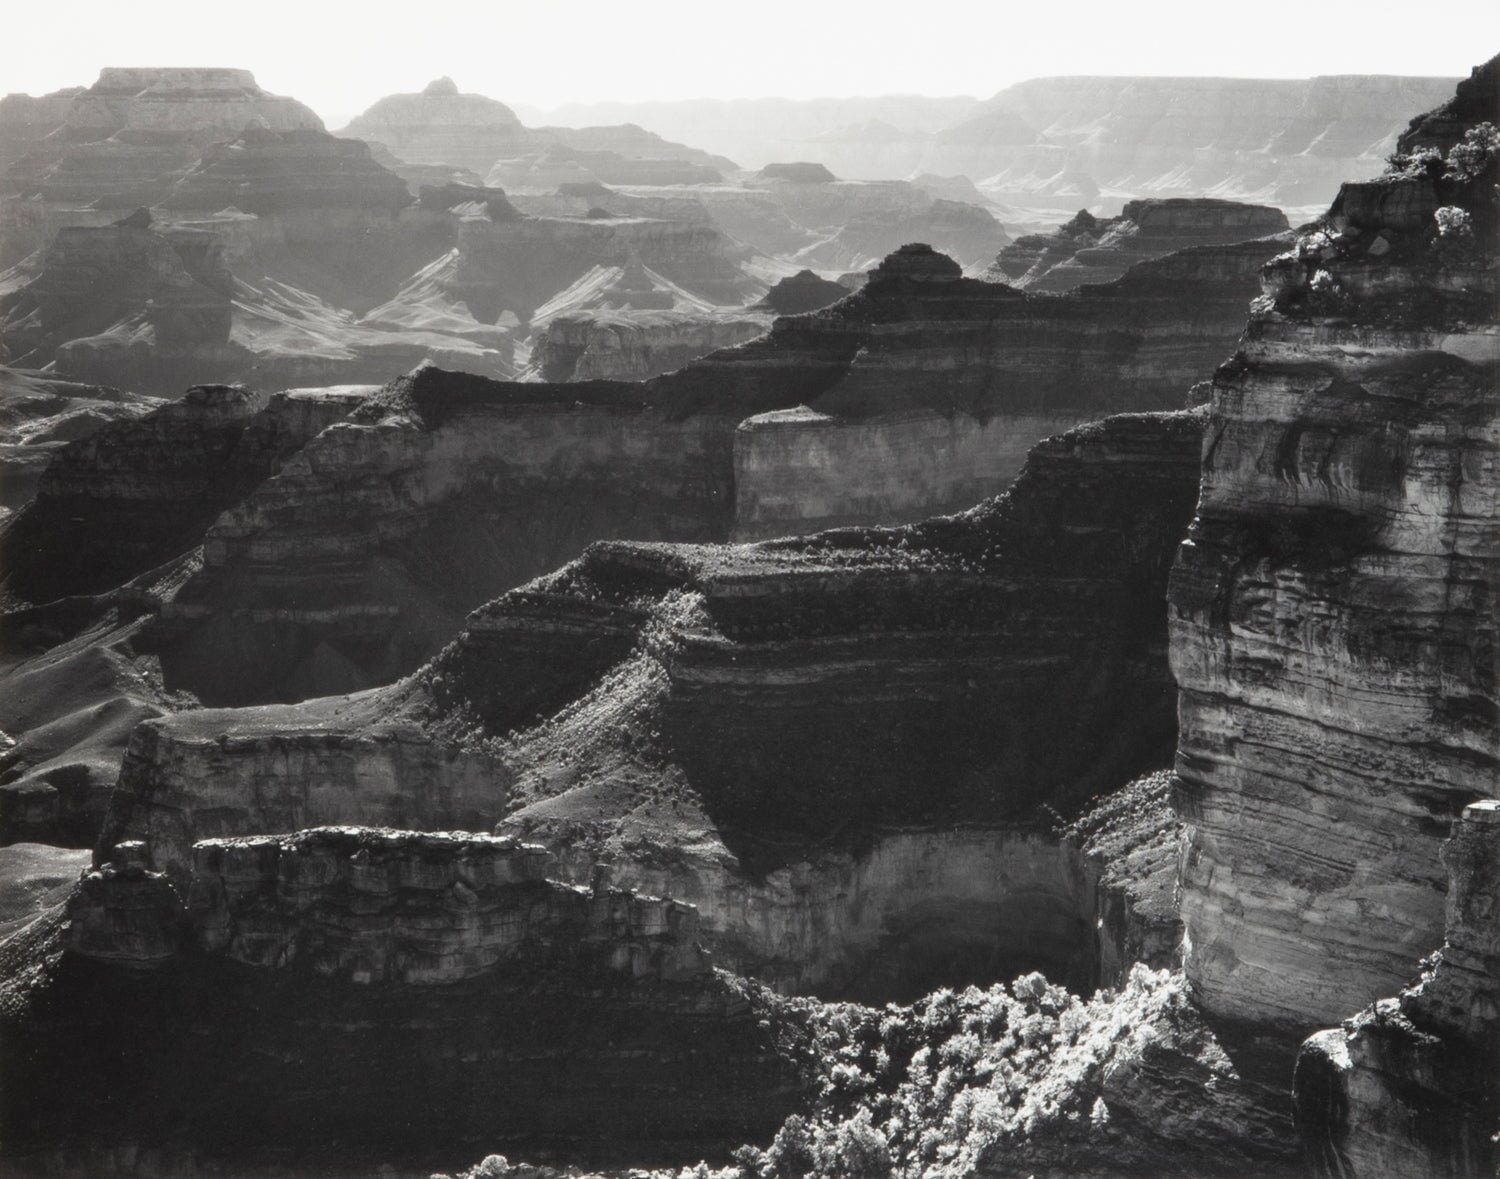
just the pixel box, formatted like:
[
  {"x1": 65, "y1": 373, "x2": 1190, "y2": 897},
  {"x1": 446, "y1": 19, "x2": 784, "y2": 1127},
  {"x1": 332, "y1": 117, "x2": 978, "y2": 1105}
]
[
  {"x1": 0, "y1": 68, "x2": 324, "y2": 264},
  {"x1": 0, "y1": 830, "x2": 804, "y2": 1172},
  {"x1": 1168, "y1": 57, "x2": 1499, "y2": 1046},
  {"x1": 533, "y1": 309, "x2": 769, "y2": 382},
  {"x1": 0, "y1": 383, "x2": 364, "y2": 605},
  {"x1": 992, "y1": 199, "x2": 1289, "y2": 291},
  {"x1": 1294, "y1": 799, "x2": 1500, "y2": 1178},
  {"x1": 19, "y1": 233, "x2": 1273, "y2": 706},
  {"x1": 336, "y1": 77, "x2": 534, "y2": 175},
  {"x1": 109, "y1": 409, "x2": 1202, "y2": 994},
  {"x1": 730, "y1": 236, "x2": 1285, "y2": 537}
]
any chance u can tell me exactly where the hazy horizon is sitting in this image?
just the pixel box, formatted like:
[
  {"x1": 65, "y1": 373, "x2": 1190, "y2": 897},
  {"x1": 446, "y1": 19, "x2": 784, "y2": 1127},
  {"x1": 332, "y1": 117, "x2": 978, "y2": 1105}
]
[{"x1": 5, "y1": 0, "x2": 1496, "y2": 129}]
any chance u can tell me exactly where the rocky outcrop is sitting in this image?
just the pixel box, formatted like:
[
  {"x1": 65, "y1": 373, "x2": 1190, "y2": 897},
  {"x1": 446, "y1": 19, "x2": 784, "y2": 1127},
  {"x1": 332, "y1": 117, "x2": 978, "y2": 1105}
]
[
  {"x1": 1294, "y1": 799, "x2": 1500, "y2": 1178},
  {"x1": 0, "y1": 830, "x2": 805, "y2": 1173},
  {"x1": 1168, "y1": 57, "x2": 1499, "y2": 1048},
  {"x1": 992, "y1": 199, "x2": 1289, "y2": 291},
  {"x1": 103, "y1": 694, "x2": 511, "y2": 882}
]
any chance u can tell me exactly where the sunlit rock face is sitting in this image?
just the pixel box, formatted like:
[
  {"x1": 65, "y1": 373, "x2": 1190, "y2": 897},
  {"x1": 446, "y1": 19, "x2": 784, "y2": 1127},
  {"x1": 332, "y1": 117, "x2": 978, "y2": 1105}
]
[
  {"x1": 1168, "y1": 57, "x2": 1499, "y2": 1051},
  {"x1": 1295, "y1": 800, "x2": 1500, "y2": 1178},
  {"x1": 0, "y1": 831, "x2": 804, "y2": 1173},
  {"x1": 993, "y1": 198, "x2": 1290, "y2": 291}
]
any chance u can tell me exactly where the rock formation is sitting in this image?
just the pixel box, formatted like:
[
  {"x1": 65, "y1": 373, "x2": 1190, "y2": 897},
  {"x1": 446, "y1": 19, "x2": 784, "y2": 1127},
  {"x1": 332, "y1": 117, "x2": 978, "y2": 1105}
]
[
  {"x1": 0, "y1": 68, "x2": 325, "y2": 264},
  {"x1": 0, "y1": 366, "x2": 160, "y2": 521},
  {"x1": 992, "y1": 199, "x2": 1289, "y2": 291},
  {"x1": 0, "y1": 831, "x2": 805, "y2": 1173},
  {"x1": 336, "y1": 77, "x2": 534, "y2": 176},
  {"x1": 1169, "y1": 54, "x2": 1499, "y2": 1047},
  {"x1": 532, "y1": 309, "x2": 769, "y2": 382},
  {"x1": 94, "y1": 232, "x2": 1273, "y2": 707},
  {"x1": 102, "y1": 408, "x2": 1201, "y2": 980},
  {"x1": 1295, "y1": 800, "x2": 1500, "y2": 1178}
]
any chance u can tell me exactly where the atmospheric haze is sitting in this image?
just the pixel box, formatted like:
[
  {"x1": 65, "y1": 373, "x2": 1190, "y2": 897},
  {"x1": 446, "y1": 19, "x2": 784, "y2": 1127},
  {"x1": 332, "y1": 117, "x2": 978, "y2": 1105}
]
[{"x1": 3, "y1": 0, "x2": 1498, "y2": 126}]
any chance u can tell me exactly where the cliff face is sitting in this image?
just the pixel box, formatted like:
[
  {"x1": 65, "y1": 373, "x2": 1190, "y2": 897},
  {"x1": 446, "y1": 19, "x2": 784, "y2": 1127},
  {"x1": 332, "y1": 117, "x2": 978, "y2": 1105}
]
[
  {"x1": 732, "y1": 236, "x2": 1284, "y2": 537},
  {"x1": 993, "y1": 199, "x2": 1290, "y2": 291},
  {"x1": 1295, "y1": 801, "x2": 1500, "y2": 1178},
  {"x1": 0, "y1": 831, "x2": 804, "y2": 1173},
  {"x1": 1168, "y1": 59, "x2": 1498, "y2": 1046}
]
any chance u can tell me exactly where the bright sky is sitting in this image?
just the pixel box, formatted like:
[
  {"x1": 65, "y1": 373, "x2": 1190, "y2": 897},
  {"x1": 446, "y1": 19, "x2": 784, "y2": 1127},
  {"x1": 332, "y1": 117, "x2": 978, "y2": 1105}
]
[{"x1": 4, "y1": 0, "x2": 1496, "y2": 126}]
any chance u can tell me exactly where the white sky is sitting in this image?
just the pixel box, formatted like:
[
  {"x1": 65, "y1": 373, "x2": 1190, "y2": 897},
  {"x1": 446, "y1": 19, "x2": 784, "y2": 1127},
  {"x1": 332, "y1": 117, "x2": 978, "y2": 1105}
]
[{"x1": 4, "y1": 0, "x2": 1496, "y2": 127}]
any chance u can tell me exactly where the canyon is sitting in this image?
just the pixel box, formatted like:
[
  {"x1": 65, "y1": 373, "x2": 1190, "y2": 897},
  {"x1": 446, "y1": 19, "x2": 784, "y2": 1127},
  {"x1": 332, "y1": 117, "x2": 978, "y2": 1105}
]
[
  {"x1": 0, "y1": 49, "x2": 1494, "y2": 1179},
  {"x1": 0, "y1": 230, "x2": 1281, "y2": 734},
  {"x1": 535, "y1": 76, "x2": 1460, "y2": 221}
]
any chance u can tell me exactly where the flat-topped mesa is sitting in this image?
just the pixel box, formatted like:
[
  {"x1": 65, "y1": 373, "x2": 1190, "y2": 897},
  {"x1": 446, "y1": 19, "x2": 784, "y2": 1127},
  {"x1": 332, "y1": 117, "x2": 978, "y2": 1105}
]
[
  {"x1": 1168, "y1": 55, "x2": 1499, "y2": 1066},
  {"x1": 993, "y1": 198, "x2": 1290, "y2": 291},
  {"x1": 336, "y1": 79, "x2": 532, "y2": 176},
  {"x1": 756, "y1": 161, "x2": 839, "y2": 183},
  {"x1": 63, "y1": 67, "x2": 324, "y2": 137},
  {"x1": 1, "y1": 828, "x2": 802, "y2": 1171}
]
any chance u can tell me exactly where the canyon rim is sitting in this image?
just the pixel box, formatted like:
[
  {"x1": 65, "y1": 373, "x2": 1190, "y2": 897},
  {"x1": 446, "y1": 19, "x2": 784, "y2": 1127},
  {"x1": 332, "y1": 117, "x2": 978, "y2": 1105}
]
[{"x1": 0, "y1": 11, "x2": 1497, "y2": 1179}]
